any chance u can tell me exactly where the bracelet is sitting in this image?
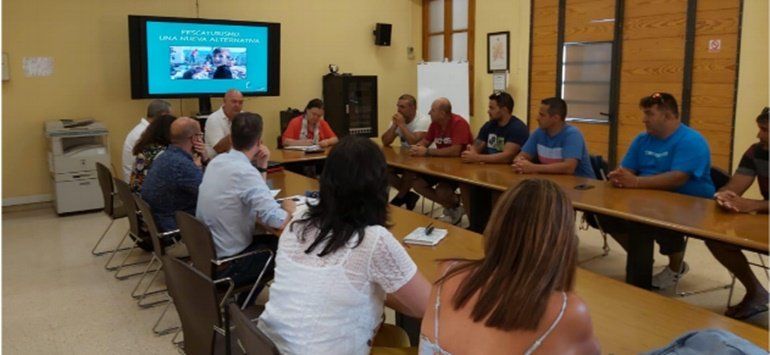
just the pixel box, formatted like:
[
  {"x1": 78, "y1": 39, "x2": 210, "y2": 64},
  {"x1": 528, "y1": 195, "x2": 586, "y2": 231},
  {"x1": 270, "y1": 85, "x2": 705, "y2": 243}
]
[{"x1": 257, "y1": 166, "x2": 267, "y2": 173}]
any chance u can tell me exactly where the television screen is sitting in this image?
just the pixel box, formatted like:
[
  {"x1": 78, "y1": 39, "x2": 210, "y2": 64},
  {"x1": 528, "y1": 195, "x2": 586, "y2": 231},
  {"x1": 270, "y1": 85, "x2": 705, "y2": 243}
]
[{"x1": 129, "y1": 16, "x2": 280, "y2": 98}]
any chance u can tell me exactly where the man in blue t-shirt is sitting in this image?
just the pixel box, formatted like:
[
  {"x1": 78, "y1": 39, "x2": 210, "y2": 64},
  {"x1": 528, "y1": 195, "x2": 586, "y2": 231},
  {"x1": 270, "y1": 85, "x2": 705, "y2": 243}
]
[
  {"x1": 512, "y1": 97, "x2": 596, "y2": 179},
  {"x1": 459, "y1": 91, "x2": 529, "y2": 232},
  {"x1": 599, "y1": 92, "x2": 715, "y2": 290}
]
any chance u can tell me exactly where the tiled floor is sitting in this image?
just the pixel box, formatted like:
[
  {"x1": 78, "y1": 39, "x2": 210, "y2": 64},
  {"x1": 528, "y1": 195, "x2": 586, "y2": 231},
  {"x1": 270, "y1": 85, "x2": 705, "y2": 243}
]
[{"x1": 3, "y1": 202, "x2": 767, "y2": 354}]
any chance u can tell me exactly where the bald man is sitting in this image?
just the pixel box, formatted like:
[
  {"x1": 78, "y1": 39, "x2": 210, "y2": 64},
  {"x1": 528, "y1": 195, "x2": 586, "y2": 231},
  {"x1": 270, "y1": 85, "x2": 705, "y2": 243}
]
[
  {"x1": 408, "y1": 97, "x2": 473, "y2": 225},
  {"x1": 142, "y1": 117, "x2": 209, "y2": 232},
  {"x1": 205, "y1": 89, "x2": 244, "y2": 157}
]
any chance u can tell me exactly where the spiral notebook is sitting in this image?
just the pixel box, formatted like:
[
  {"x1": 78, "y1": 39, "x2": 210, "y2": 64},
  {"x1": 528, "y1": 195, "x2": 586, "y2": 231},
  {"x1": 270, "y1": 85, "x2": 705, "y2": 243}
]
[{"x1": 404, "y1": 227, "x2": 448, "y2": 246}]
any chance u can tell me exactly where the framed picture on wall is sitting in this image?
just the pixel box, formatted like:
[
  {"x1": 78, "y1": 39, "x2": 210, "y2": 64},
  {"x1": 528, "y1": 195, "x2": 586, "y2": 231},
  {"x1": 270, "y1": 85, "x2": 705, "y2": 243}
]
[{"x1": 487, "y1": 31, "x2": 509, "y2": 73}]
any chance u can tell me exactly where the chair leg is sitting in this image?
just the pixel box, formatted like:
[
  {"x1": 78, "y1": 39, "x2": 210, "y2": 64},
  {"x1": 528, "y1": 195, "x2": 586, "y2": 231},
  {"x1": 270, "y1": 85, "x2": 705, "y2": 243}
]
[
  {"x1": 138, "y1": 265, "x2": 169, "y2": 309},
  {"x1": 153, "y1": 301, "x2": 180, "y2": 336},
  {"x1": 104, "y1": 231, "x2": 130, "y2": 270},
  {"x1": 578, "y1": 214, "x2": 612, "y2": 264},
  {"x1": 240, "y1": 252, "x2": 275, "y2": 310},
  {"x1": 132, "y1": 254, "x2": 158, "y2": 298},
  {"x1": 171, "y1": 328, "x2": 184, "y2": 352},
  {"x1": 726, "y1": 274, "x2": 738, "y2": 308},
  {"x1": 91, "y1": 219, "x2": 131, "y2": 256},
  {"x1": 114, "y1": 246, "x2": 154, "y2": 280},
  {"x1": 675, "y1": 236, "x2": 731, "y2": 297}
]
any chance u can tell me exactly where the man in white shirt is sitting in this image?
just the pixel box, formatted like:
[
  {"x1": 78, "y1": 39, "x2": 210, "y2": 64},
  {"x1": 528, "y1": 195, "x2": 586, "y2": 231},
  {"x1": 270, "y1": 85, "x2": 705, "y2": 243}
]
[
  {"x1": 204, "y1": 89, "x2": 244, "y2": 158},
  {"x1": 381, "y1": 94, "x2": 429, "y2": 210},
  {"x1": 197, "y1": 111, "x2": 295, "y2": 303},
  {"x1": 122, "y1": 100, "x2": 172, "y2": 180}
]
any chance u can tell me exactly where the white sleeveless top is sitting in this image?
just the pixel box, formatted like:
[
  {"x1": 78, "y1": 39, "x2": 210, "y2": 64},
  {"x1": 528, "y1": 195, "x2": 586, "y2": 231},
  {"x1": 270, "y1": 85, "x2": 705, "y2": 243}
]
[{"x1": 257, "y1": 209, "x2": 418, "y2": 355}]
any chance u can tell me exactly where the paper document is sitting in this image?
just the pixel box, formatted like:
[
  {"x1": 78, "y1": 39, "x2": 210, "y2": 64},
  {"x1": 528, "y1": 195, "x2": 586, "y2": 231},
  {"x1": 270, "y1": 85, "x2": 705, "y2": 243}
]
[
  {"x1": 283, "y1": 145, "x2": 322, "y2": 151},
  {"x1": 270, "y1": 189, "x2": 281, "y2": 198},
  {"x1": 277, "y1": 195, "x2": 318, "y2": 206},
  {"x1": 404, "y1": 227, "x2": 448, "y2": 246}
]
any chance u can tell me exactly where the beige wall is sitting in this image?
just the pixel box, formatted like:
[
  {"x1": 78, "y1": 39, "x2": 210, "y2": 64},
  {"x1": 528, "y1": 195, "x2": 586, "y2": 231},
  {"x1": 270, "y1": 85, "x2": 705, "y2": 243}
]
[
  {"x1": 2, "y1": 0, "x2": 421, "y2": 200},
  {"x1": 470, "y1": 1, "x2": 532, "y2": 133},
  {"x1": 2, "y1": 0, "x2": 765, "y2": 201},
  {"x1": 732, "y1": 0, "x2": 768, "y2": 199}
]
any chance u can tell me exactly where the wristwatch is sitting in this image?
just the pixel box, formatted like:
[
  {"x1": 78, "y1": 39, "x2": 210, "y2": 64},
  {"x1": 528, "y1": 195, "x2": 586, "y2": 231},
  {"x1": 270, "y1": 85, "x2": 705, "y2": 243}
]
[{"x1": 257, "y1": 166, "x2": 268, "y2": 173}]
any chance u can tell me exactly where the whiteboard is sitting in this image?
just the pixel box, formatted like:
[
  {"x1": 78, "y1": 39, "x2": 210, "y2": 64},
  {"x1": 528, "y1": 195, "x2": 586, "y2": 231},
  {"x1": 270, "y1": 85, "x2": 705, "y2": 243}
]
[{"x1": 417, "y1": 62, "x2": 470, "y2": 122}]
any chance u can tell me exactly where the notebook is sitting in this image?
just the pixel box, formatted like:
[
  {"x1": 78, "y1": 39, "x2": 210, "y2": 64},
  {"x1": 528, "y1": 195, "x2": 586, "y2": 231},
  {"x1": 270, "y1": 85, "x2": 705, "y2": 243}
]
[{"x1": 404, "y1": 227, "x2": 448, "y2": 246}]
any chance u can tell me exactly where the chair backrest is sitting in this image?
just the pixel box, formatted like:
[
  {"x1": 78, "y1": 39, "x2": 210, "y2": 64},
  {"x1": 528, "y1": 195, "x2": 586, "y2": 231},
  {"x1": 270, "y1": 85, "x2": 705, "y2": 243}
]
[
  {"x1": 133, "y1": 195, "x2": 164, "y2": 256},
  {"x1": 228, "y1": 303, "x2": 280, "y2": 355},
  {"x1": 710, "y1": 167, "x2": 731, "y2": 191},
  {"x1": 163, "y1": 256, "x2": 221, "y2": 355},
  {"x1": 589, "y1": 155, "x2": 609, "y2": 181},
  {"x1": 114, "y1": 178, "x2": 142, "y2": 240},
  {"x1": 176, "y1": 211, "x2": 218, "y2": 278},
  {"x1": 95, "y1": 162, "x2": 116, "y2": 216}
]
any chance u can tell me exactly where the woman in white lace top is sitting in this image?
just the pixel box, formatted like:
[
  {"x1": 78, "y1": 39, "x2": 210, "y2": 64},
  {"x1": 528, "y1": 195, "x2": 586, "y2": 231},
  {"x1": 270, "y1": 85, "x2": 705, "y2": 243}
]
[
  {"x1": 257, "y1": 136, "x2": 431, "y2": 354},
  {"x1": 419, "y1": 179, "x2": 600, "y2": 354}
]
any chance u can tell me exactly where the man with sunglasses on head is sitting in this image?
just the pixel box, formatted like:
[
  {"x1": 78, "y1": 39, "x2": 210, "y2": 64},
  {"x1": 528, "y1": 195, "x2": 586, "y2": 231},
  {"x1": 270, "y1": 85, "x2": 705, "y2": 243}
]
[
  {"x1": 598, "y1": 92, "x2": 715, "y2": 291},
  {"x1": 142, "y1": 117, "x2": 209, "y2": 234}
]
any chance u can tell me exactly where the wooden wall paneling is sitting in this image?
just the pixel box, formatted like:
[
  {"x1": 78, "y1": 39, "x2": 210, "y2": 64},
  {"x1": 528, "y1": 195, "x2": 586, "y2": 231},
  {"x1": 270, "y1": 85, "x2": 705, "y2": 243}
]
[
  {"x1": 688, "y1": 1, "x2": 741, "y2": 169},
  {"x1": 528, "y1": 0, "x2": 560, "y2": 126},
  {"x1": 617, "y1": 0, "x2": 687, "y2": 153},
  {"x1": 564, "y1": 0, "x2": 615, "y2": 42},
  {"x1": 571, "y1": 122, "x2": 610, "y2": 158},
  {"x1": 621, "y1": 60, "x2": 685, "y2": 83},
  {"x1": 624, "y1": 0, "x2": 687, "y2": 17}
]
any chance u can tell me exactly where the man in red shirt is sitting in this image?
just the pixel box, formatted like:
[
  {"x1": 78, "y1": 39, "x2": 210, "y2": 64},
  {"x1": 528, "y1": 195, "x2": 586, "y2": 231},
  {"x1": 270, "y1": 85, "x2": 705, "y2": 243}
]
[
  {"x1": 281, "y1": 98, "x2": 339, "y2": 148},
  {"x1": 409, "y1": 97, "x2": 473, "y2": 224}
]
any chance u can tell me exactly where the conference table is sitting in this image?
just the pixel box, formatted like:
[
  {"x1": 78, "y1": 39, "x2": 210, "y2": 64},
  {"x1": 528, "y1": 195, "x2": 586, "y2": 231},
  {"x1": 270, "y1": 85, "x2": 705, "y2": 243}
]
[
  {"x1": 272, "y1": 145, "x2": 768, "y2": 252},
  {"x1": 266, "y1": 170, "x2": 769, "y2": 353}
]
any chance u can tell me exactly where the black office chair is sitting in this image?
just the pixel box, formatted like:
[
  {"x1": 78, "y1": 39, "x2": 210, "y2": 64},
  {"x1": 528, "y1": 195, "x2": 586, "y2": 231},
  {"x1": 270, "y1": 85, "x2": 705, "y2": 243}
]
[{"x1": 579, "y1": 155, "x2": 611, "y2": 264}]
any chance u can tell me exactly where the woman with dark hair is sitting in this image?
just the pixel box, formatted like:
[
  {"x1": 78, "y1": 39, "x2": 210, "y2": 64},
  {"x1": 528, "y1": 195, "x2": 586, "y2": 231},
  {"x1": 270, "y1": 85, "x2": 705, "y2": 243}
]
[
  {"x1": 258, "y1": 136, "x2": 430, "y2": 354},
  {"x1": 419, "y1": 179, "x2": 599, "y2": 355},
  {"x1": 281, "y1": 98, "x2": 339, "y2": 148},
  {"x1": 129, "y1": 114, "x2": 177, "y2": 193}
]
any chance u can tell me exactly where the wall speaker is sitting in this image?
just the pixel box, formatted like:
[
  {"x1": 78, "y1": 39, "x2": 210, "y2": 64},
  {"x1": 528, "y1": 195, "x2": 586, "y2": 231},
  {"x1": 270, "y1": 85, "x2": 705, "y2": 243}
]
[{"x1": 374, "y1": 23, "x2": 392, "y2": 46}]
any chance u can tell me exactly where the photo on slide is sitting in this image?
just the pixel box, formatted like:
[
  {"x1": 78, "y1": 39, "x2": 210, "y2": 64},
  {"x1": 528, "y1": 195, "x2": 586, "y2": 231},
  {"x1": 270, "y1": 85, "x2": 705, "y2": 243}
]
[{"x1": 169, "y1": 46, "x2": 247, "y2": 80}]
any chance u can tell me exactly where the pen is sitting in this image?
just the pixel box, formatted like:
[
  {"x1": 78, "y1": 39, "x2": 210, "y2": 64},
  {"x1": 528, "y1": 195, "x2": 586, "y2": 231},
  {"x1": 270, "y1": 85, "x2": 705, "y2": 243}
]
[{"x1": 425, "y1": 222, "x2": 434, "y2": 235}]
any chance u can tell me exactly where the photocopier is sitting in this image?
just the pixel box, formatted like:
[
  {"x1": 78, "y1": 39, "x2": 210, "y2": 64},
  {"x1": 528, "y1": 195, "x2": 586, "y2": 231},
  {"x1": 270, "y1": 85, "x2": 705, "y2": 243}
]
[{"x1": 45, "y1": 119, "x2": 110, "y2": 214}]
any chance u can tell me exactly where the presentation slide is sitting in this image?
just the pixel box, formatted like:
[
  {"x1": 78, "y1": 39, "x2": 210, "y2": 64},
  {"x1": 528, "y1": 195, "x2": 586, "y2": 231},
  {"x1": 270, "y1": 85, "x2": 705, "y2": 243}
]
[{"x1": 146, "y1": 21, "x2": 268, "y2": 95}]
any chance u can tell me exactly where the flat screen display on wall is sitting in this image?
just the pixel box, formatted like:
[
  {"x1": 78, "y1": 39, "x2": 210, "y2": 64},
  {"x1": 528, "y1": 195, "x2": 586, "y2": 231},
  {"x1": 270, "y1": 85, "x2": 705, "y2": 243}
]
[{"x1": 128, "y1": 15, "x2": 280, "y2": 98}]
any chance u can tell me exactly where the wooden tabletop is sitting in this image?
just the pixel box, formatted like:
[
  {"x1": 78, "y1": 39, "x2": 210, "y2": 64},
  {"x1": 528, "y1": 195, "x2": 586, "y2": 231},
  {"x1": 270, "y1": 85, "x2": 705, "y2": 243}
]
[
  {"x1": 270, "y1": 148, "x2": 329, "y2": 164},
  {"x1": 380, "y1": 146, "x2": 769, "y2": 253},
  {"x1": 266, "y1": 170, "x2": 770, "y2": 353}
]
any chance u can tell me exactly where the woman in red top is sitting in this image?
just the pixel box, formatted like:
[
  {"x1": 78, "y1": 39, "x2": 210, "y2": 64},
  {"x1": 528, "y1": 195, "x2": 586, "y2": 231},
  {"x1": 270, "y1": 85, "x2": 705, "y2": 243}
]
[{"x1": 282, "y1": 98, "x2": 339, "y2": 148}]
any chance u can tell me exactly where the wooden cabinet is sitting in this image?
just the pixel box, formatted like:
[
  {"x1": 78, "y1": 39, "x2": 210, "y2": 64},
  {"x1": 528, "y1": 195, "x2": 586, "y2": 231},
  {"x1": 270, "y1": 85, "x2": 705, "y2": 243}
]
[{"x1": 322, "y1": 74, "x2": 378, "y2": 137}]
